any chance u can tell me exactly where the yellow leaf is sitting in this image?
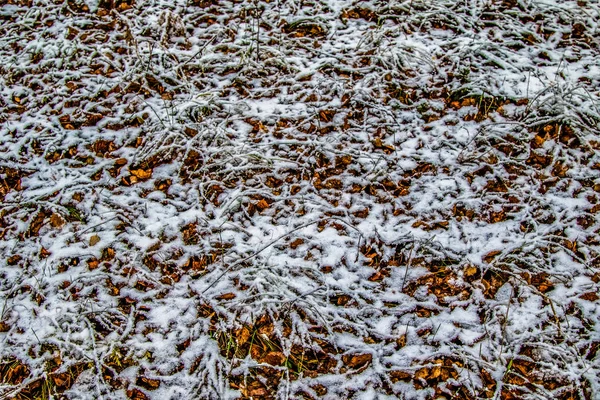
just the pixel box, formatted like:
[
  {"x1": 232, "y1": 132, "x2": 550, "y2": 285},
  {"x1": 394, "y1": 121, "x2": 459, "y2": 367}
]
[{"x1": 130, "y1": 168, "x2": 152, "y2": 180}]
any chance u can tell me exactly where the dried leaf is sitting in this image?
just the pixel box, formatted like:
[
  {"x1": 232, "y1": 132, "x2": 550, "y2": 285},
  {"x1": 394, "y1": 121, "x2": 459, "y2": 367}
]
[
  {"x1": 261, "y1": 351, "x2": 286, "y2": 366},
  {"x1": 50, "y1": 213, "x2": 65, "y2": 228},
  {"x1": 7, "y1": 255, "x2": 22, "y2": 265},
  {"x1": 236, "y1": 326, "x2": 251, "y2": 346},
  {"x1": 216, "y1": 292, "x2": 236, "y2": 300},
  {"x1": 256, "y1": 199, "x2": 269, "y2": 211},
  {"x1": 40, "y1": 247, "x2": 51, "y2": 258},
  {"x1": 396, "y1": 334, "x2": 407, "y2": 348},
  {"x1": 89, "y1": 234, "x2": 101, "y2": 246},
  {"x1": 290, "y1": 238, "x2": 304, "y2": 249},
  {"x1": 579, "y1": 292, "x2": 599, "y2": 301},
  {"x1": 464, "y1": 265, "x2": 479, "y2": 278},
  {"x1": 389, "y1": 370, "x2": 411, "y2": 383},
  {"x1": 319, "y1": 109, "x2": 336, "y2": 122},
  {"x1": 342, "y1": 353, "x2": 372, "y2": 369},
  {"x1": 130, "y1": 168, "x2": 152, "y2": 180},
  {"x1": 137, "y1": 376, "x2": 161, "y2": 390},
  {"x1": 88, "y1": 258, "x2": 100, "y2": 270},
  {"x1": 483, "y1": 250, "x2": 502, "y2": 264},
  {"x1": 127, "y1": 388, "x2": 149, "y2": 400}
]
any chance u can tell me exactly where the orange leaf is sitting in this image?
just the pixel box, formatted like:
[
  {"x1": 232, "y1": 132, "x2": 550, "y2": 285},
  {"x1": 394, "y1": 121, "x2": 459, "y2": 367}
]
[
  {"x1": 216, "y1": 292, "x2": 236, "y2": 300},
  {"x1": 256, "y1": 199, "x2": 269, "y2": 211},
  {"x1": 130, "y1": 168, "x2": 152, "y2": 180}
]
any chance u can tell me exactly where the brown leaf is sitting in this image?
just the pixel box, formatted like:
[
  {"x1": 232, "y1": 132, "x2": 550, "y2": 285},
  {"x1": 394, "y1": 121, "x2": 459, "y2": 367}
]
[
  {"x1": 531, "y1": 272, "x2": 554, "y2": 293},
  {"x1": 319, "y1": 109, "x2": 336, "y2": 122},
  {"x1": 92, "y1": 139, "x2": 116, "y2": 156},
  {"x1": 368, "y1": 270, "x2": 385, "y2": 282},
  {"x1": 127, "y1": 388, "x2": 149, "y2": 400},
  {"x1": 579, "y1": 292, "x2": 599, "y2": 301},
  {"x1": 290, "y1": 238, "x2": 304, "y2": 249},
  {"x1": 265, "y1": 176, "x2": 282, "y2": 188},
  {"x1": 236, "y1": 326, "x2": 251, "y2": 346},
  {"x1": 121, "y1": 175, "x2": 138, "y2": 186},
  {"x1": 89, "y1": 234, "x2": 101, "y2": 247},
  {"x1": 250, "y1": 344, "x2": 263, "y2": 360},
  {"x1": 248, "y1": 386, "x2": 268, "y2": 397},
  {"x1": 335, "y1": 155, "x2": 353, "y2": 167},
  {"x1": 483, "y1": 250, "x2": 502, "y2": 264},
  {"x1": 336, "y1": 295, "x2": 351, "y2": 306},
  {"x1": 27, "y1": 209, "x2": 49, "y2": 237},
  {"x1": 52, "y1": 372, "x2": 70, "y2": 388},
  {"x1": 50, "y1": 213, "x2": 65, "y2": 228},
  {"x1": 396, "y1": 334, "x2": 407, "y2": 348},
  {"x1": 389, "y1": 370, "x2": 411, "y2": 383},
  {"x1": 7, "y1": 255, "x2": 22, "y2": 265},
  {"x1": 342, "y1": 353, "x2": 372, "y2": 369},
  {"x1": 136, "y1": 376, "x2": 161, "y2": 390},
  {"x1": 40, "y1": 247, "x2": 51, "y2": 259},
  {"x1": 322, "y1": 178, "x2": 342, "y2": 190},
  {"x1": 102, "y1": 247, "x2": 116, "y2": 260},
  {"x1": 352, "y1": 208, "x2": 369, "y2": 218},
  {"x1": 261, "y1": 351, "x2": 286, "y2": 366},
  {"x1": 216, "y1": 292, "x2": 236, "y2": 300}
]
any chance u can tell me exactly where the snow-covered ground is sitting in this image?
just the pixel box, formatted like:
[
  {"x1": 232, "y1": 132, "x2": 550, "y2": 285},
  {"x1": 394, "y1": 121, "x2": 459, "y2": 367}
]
[{"x1": 1, "y1": 0, "x2": 599, "y2": 399}]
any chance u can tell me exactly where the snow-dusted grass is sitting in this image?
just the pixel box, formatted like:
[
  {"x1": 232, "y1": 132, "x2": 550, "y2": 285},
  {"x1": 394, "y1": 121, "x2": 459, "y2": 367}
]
[{"x1": 1, "y1": 0, "x2": 599, "y2": 399}]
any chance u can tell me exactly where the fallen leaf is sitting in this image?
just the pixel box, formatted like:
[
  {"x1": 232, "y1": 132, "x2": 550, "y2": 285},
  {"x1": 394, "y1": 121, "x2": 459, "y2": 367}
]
[
  {"x1": 256, "y1": 199, "x2": 269, "y2": 211},
  {"x1": 396, "y1": 334, "x2": 407, "y2": 348},
  {"x1": 389, "y1": 370, "x2": 411, "y2": 382},
  {"x1": 130, "y1": 168, "x2": 152, "y2": 180},
  {"x1": 290, "y1": 238, "x2": 304, "y2": 249},
  {"x1": 483, "y1": 250, "x2": 502, "y2": 264},
  {"x1": 127, "y1": 388, "x2": 149, "y2": 400},
  {"x1": 40, "y1": 247, "x2": 51, "y2": 258},
  {"x1": 342, "y1": 353, "x2": 372, "y2": 369},
  {"x1": 261, "y1": 351, "x2": 286, "y2": 366},
  {"x1": 464, "y1": 265, "x2": 479, "y2": 278},
  {"x1": 89, "y1": 234, "x2": 101, "y2": 246},
  {"x1": 7, "y1": 255, "x2": 22, "y2": 265},
  {"x1": 136, "y1": 376, "x2": 161, "y2": 390},
  {"x1": 50, "y1": 213, "x2": 65, "y2": 228},
  {"x1": 579, "y1": 292, "x2": 599, "y2": 301},
  {"x1": 236, "y1": 326, "x2": 251, "y2": 346},
  {"x1": 414, "y1": 367, "x2": 429, "y2": 380},
  {"x1": 216, "y1": 292, "x2": 236, "y2": 300},
  {"x1": 88, "y1": 258, "x2": 100, "y2": 270}
]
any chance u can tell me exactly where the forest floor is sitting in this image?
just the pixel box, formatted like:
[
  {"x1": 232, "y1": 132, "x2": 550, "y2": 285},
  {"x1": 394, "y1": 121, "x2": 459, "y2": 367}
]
[{"x1": 1, "y1": 0, "x2": 600, "y2": 399}]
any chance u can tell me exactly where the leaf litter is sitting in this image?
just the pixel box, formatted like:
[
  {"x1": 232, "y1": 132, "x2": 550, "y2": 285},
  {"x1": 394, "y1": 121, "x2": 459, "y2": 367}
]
[{"x1": 0, "y1": 0, "x2": 599, "y2": 399}]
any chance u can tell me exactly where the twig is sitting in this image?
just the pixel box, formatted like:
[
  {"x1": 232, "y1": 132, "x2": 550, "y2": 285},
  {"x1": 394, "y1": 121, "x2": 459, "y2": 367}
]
[{"x1": 179, "y1": 34, "x2": 217, "y2": 68}]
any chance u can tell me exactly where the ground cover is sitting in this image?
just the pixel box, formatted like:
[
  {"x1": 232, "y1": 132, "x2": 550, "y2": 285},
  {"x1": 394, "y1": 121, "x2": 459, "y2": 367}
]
[{"x1": 1, "y1": 0, "x2": 599, "y2": 398}]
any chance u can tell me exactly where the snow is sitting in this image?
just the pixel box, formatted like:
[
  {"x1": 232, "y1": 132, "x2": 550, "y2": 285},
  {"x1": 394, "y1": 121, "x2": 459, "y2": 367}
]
[{"x1": 1, "y1": 0, "x2": 600, "y2": 399}]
